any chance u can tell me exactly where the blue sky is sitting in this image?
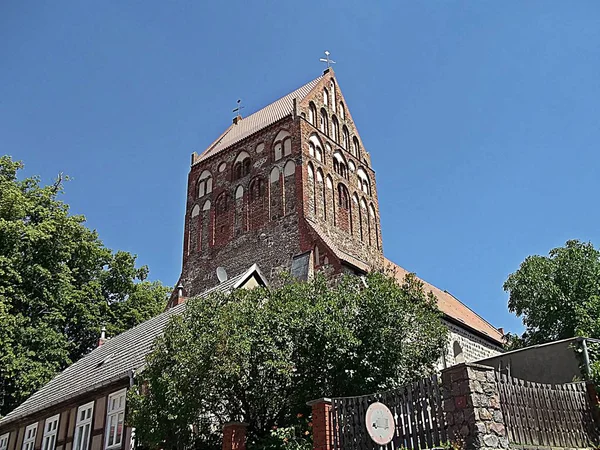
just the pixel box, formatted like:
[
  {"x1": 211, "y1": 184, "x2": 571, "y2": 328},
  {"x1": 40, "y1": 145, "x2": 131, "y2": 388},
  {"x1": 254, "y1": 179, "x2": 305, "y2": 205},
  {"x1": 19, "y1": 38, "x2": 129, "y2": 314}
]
[{"x1": 2, "y1": 1, "x2": 600, "y2": 334}]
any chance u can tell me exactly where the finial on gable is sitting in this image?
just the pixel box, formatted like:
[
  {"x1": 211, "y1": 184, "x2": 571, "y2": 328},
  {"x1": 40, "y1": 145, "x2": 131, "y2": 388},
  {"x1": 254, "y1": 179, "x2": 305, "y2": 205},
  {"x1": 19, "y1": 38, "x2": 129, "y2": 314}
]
[
  {"x1": 319, "y1": 50, "x2": 336, "y2": 73},
  {"x1": 232, "y1": 99, "x2": 244, "y2": 124}
]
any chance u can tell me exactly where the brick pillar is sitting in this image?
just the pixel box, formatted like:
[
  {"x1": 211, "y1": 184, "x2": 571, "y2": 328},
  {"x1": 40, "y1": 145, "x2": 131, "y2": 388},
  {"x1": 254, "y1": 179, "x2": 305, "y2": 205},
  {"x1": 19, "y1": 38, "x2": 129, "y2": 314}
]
[
  {"x1": 307, "y1": 398, "x2": 332, "y2": 450},
  {"x1": 222, "y1": 422, "x2": 247, "y2": 450},
  {"x1": 441, "y1": 363, "x2": 509, "y2": 450}
]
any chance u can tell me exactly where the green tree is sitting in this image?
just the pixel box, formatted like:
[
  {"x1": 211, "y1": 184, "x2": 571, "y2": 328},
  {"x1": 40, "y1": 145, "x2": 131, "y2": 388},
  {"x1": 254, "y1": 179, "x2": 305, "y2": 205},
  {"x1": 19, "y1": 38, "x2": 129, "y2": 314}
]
[
  {"x1": 504, "y1": 239, "x2": 600, "y2": 347},
  {"x1": 0, "y1": 155, "x2": 170, "y2": 415},
  {"x1": 128, "y1": 271, "x2": 448, "y2": 450}
]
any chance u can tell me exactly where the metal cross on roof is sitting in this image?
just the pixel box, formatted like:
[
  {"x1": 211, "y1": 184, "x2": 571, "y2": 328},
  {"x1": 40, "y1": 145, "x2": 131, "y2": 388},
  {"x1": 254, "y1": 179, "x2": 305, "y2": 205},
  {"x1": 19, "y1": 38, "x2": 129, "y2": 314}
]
[
  {"x1": 319, "y1": 50, "x2": 336, "y2": 68},
  {"x1": 232, "y1": 99, "x2": 244, "y2": 117}
]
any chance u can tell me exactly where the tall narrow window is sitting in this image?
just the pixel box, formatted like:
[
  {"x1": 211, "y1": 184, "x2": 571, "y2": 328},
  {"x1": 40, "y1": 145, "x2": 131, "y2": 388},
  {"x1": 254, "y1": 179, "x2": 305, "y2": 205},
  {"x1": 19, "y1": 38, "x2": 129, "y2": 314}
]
[
  {"x1": 338, "y1": 184, "x2": 350, "y2": 210},
  {"x1": 319, "y1": 109, "x2": 328, "y2": 135},
  {"x1": 330, "y1": 80, "x2": 336, "y2": 110},
  {"x1": 332, "y1": 116, "x2": 339, "y2": 142},
  {"x1": 73, "y1": 402, "x2": 94, "y2": 450},
  {"x1": 340, "y1": 102, "x2": 345, "y2": 120},
  {"x1": 22, "y1": 424, "x2": 37, "y2": 450},
  {"x1": 323, "y1": 88, "x2": 329, "y2": 106},
  {"x1": 0, "y1": 433, "x2": 8, "y2": 450},
  {"x1": 42, "y1": 415, "x2": 60, "y2": 450},
  {"x1": 342, "y1": 126, "x2": 349, "y2": 149},
  {"x1": 308, "y1": 102, "x2": 316, "y2": 126},
  {"x1": 105, "y1": 389, "x2": 126, "y2": 450},
  {"x1": 352, "y1": 137, "x2": 360, "y2": 158}
]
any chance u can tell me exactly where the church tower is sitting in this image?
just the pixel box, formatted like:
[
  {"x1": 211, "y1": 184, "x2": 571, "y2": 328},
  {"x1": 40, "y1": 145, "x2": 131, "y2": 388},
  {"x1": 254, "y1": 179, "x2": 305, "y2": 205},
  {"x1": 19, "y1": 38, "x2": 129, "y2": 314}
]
[{"x1": 177, "y1": 69, "x2": 384, "y2": 298}]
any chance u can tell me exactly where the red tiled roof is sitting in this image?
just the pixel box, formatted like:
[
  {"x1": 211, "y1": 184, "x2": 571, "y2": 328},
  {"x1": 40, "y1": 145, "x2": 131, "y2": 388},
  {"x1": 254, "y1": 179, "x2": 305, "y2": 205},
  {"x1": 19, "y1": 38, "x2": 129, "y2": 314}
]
[
  {"x1": 384, "y1": 258, "x2": 504, "y2": 345},
  {"x1": 196, "y1": 75, "x2": 323, "y2": 163}
]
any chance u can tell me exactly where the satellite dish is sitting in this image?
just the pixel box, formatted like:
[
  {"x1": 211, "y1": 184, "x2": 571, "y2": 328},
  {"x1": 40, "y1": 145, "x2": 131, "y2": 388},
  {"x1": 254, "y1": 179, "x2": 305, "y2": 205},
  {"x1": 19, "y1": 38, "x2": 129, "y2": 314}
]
[{"x1": 216, "y1": 267, "x2": 228, "y2": 283}]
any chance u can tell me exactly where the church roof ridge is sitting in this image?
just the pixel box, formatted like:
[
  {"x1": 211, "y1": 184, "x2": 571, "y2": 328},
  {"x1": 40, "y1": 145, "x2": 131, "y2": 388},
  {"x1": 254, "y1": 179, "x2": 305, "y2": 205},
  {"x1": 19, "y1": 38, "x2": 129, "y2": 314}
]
[{"x1": 196, "y1": 74, "x2": 323, "y2": 163}]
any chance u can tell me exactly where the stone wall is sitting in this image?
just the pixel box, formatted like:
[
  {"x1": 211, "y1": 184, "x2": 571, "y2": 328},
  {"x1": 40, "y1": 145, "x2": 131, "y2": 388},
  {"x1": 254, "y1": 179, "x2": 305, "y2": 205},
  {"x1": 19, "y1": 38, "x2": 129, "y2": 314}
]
[
  {"x1": 442, "y1": 320, "x2": 503, "y2": 369},
  {"x1": 441, "y1": 363, "x2": 509, "y2": 450}
]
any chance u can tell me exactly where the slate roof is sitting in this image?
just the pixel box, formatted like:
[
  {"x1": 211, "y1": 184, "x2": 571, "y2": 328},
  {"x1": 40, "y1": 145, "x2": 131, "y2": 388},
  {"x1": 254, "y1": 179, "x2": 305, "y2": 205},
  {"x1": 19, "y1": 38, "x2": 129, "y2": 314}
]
[
  {"x1": 0, "y1": 265, "x2": 267, "y2": 427},
  {"x1": 385, "y1": 258, "x2": 504, "y2": 345},
  {"x1": 196, "y1": 75, "x2": 323, "y2": 163}
]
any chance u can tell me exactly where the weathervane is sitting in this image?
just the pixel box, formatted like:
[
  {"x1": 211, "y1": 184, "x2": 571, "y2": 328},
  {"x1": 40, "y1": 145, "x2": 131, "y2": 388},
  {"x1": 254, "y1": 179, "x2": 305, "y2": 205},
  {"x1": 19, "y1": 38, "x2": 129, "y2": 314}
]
[
  {"x1": 320, "y1": 50, "x2": 336, "y2": 69},
  {"x1": 232, "y1": 99, "x2": 244, "y2": 117}
]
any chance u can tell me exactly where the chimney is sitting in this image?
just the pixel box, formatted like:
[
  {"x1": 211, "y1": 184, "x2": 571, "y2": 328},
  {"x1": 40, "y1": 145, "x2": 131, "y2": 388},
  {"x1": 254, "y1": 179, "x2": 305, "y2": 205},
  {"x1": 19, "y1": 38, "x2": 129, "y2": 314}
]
[
  {"x1": 98, "y1": 326, "x2": 107, "y2": 347},
  {"x1": 498, "y1": 327, "x2": 505, "y2": 336},
  {"x1": 173, "y1": 283, "x2": 186, "y2": 307}
]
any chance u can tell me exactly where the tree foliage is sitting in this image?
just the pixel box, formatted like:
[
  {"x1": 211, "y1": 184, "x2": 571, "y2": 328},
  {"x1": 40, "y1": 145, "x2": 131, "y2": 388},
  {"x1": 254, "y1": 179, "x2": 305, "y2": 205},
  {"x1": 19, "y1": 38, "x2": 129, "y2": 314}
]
[
  {"x1": 504, "y1": 239, "x2": 600, "y2": 347},
  {"x1": 0, "y1": 155, "x2": 170, "y2": 415},
  {"x1": 128, "y1": 271, "x2": 448, "y2": 450}
]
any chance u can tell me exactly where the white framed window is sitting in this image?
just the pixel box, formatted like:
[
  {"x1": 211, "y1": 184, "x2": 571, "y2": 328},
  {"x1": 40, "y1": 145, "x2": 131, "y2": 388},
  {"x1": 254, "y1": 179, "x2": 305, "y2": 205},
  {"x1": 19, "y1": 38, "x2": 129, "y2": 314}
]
[
  {"x1": 0, "y1": 433, "x2": 10, "y2": 450},
  {"x1": 41, "y1": 415, "x2": 60, "y2": 450},
  {"x1": 22, "y1": 424, "x2": 37, "y2": 450},
  {"x1": 104, "y1": 389, "x2": 126, "y2": 450},
  {"x1": 73, "y1": 401, "x2": 94, "y2": 450}
]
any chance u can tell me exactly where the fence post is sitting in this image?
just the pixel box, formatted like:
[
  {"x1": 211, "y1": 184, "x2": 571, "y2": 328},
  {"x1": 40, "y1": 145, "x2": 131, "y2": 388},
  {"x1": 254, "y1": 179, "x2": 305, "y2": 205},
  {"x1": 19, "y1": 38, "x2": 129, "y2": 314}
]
[
  {"x1": 586, "y1": 381, "x2": 600, "y2": 427},
  {"x1": 307, "y1": 398, "x2": 332, "y2": 450},
  {"x1": 441, "y1": 363, "x2": 509, "y2": 450},
  {"x1": 222, "y1": 422, "x2": 247, "y2": 450}
]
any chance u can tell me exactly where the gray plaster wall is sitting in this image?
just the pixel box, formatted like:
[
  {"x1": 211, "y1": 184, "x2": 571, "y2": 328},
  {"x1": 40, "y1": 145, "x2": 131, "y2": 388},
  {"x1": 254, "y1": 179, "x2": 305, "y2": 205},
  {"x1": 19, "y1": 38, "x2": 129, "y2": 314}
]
[{"x1": 476, "y1": 339, "x2": 582, "y2": 385}]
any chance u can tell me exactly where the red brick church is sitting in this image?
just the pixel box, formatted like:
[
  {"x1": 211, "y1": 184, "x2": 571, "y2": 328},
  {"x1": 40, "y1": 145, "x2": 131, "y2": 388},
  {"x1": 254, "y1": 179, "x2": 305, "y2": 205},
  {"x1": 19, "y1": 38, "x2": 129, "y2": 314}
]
[
  {"x1": 0, "y1": 68, "x2": 504, "y2": 450},
  {"x1": 174, "y1": 67, "x2": 503, "y2": 365}
]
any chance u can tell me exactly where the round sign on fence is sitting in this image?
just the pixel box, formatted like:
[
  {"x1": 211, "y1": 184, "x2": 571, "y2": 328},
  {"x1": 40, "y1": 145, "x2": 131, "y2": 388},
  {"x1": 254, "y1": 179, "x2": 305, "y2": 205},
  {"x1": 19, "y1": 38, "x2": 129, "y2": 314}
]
[{"x1": 365, "y1": 402, "x2": 395, "y2": 445}]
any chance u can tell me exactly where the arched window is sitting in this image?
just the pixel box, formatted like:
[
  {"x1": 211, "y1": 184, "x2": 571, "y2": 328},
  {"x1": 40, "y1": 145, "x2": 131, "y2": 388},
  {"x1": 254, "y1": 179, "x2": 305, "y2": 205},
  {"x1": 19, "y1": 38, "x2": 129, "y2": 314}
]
[
  {"x1": 284, "y1": 160, "x2": 295, "y2": 177},
  {"x1": 235, "y1": 185, "x2": 244, "y2": 199},
  {"x1": 352, "y1": 137, "x2": 360, "y2": 158},
  {"x1": 203, "y1": 199, "x2": 211, "y2": 211},
  {"x1": 216, "y1": 192, "x2": 228, "y2": 213},
  {"x1": 338, "y1": 184, "x2": 350, "y2": 210},
  {"x1": 273, "y1": 130, "x2": 291, "y2": 161},
  {"x1": 197, "y1": 170, "x2": 213, "y2": 197},
  {"x1": 323, "y1": 88, "x2": 329, "y2": 106},
  {"x1": 307, "y1": 163, "x2": 314, "y2": 180},
  {"x1": 270, "y1": 166, "x2": 280, "y2": 184},
  {"x1": 340, "y1": 102, "x2": 345, "y2": 120},
  {"x1": 250, "y1": 178, "x2": 265, "y2": 201},
  {"x1": 191, "y1": 204, "x2": 200, "y2": 218},
  {"x1": 330, "y1": 80, "x2": 336, "y2": 110},
  {"x1": 333, "y1": 152, "x2": 348, "y2": 179},
  {"x1": 233, "y1": 151, "x2": 251, "y2": 180},
  {"x1": 332, "y1": 116, "x2": 339, "y2": 143},
  {"x1": 319, "y1": 109, "x2": 328, "y2": 135},
  {"x1": 453, "y1": 341, "x2": 465, "y2": 364},
  {"x1": 342, "y1": 126, "x2": 350, "y2": 150},
  {"x1": 357, "y1": 168, "x2": 371, "y2": 195},
  {"x1": 309, "y1": 142, "x2": 315, "y2": 158},
  {"x1": 315, "y1": 146, "x2": 323, "y2": 163},
  {"x1": 308, "y1": 102, "x2": 317, "y2": 126}
]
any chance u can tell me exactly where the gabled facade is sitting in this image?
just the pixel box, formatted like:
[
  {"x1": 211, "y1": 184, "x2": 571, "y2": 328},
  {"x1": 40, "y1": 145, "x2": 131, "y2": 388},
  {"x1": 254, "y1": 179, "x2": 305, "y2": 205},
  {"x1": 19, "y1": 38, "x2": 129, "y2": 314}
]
[
  {"x1": 178, "y1": 69, "x2": 383, "y2": 299},
  {"x1": 176, "y1": 69, "x2": 504, "y2": 361}
]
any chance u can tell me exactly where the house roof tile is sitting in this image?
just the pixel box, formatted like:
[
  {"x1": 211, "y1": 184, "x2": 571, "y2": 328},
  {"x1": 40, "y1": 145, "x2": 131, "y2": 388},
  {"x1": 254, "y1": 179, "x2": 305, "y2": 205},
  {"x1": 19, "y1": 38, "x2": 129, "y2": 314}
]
[{"x1": 0, "y1": 265, "x2": 266, "y2": 427}]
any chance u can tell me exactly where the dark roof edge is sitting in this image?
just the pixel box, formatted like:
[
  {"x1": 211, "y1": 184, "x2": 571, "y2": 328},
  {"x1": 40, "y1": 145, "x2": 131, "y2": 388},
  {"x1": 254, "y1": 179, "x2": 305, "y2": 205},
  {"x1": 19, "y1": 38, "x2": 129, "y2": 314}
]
[{"x1": 443, "y1": 315, "x2": 504, "y2": 347}]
